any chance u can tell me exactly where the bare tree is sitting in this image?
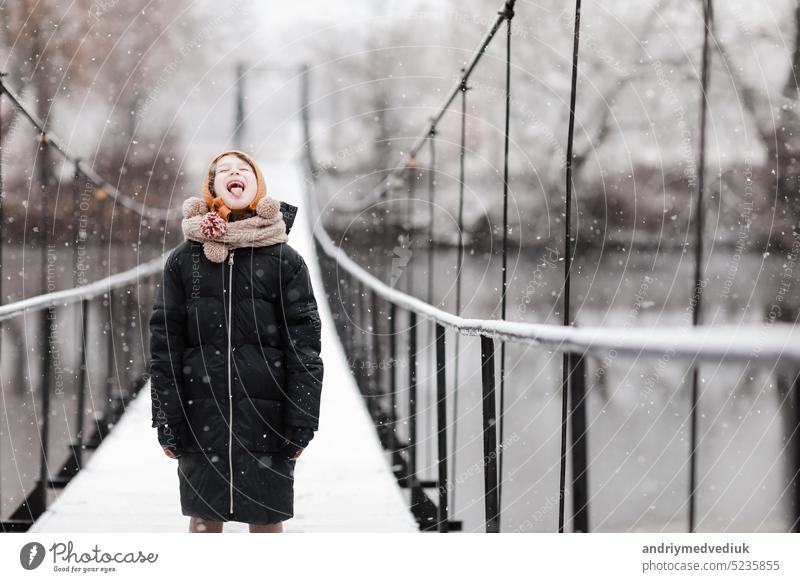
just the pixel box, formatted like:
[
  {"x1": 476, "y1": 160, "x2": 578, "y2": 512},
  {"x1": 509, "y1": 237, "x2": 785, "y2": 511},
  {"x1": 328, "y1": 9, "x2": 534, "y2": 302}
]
[{"x1": 713, "y1": 1, "x2": 800, "y2": 252}]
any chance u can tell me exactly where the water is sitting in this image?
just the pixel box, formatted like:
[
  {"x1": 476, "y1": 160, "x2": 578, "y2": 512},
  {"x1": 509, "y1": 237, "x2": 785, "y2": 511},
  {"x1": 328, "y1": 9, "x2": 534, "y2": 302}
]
[
  {"x1": 0, "y1": 243, "x2": 161, "y2": 522},
  {"x1": 335, "y1": 235, "x2": 798, "y2": 532},
  {"x1": 2, "y1": 236, "x2": 794, "y2": 531}
]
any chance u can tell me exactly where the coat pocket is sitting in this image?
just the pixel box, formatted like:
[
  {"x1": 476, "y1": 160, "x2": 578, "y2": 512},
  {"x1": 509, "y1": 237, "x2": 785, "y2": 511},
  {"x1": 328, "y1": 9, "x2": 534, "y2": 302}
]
[
  {"x1": 235, "y1": 397, "x2": 286, "y2": 453},
  {"x1": 185, "y1": 397, "x2": 228, "y2": 453}
]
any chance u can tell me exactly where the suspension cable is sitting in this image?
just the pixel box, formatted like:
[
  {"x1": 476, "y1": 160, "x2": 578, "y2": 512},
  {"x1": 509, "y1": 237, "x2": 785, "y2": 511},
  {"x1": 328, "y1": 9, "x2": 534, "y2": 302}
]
[
  {"x1": 0, "y1": 77, "x2": 182, "y2": 221},
  {"x1": 336, "y1": 0, "x2": 519, "y2": 214},
  {"x1": 427, "y1": 129, "x2": 436, "y2": 487},
  {"x1": 450, "y1": 73, "x2": 469, "y2": 517},
  {"x1": 689, "y1": 0, "x2": 713, "y2": 533},
  {"x1": 559, "y1": 0, "x2": 583, "y2": 534},
  {"x1": 497, "y1": 0, "x2": 515, "y2": 526}
]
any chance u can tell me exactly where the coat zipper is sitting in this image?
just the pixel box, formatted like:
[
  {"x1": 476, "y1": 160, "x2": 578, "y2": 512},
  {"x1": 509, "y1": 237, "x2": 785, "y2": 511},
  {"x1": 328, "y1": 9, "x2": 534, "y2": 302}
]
[{"x1": 227, "y1": 249, "x2": 235, "y2": 514}]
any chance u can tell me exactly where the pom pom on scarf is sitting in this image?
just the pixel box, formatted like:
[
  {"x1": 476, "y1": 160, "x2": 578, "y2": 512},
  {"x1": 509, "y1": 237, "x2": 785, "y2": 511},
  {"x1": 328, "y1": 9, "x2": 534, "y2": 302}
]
[{"x1": 199, "y1": 211, "x2": 227, "y2": 239}]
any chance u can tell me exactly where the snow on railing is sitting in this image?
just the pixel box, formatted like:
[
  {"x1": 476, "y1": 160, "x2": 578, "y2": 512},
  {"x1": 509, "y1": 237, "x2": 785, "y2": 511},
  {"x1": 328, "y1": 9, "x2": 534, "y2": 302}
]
[
  {"x1": 305, "y1": 183, "x2": 800, "y2": 367},
  {"x1": 0, "y1": 252, "x2": 166, "y2": 322}
]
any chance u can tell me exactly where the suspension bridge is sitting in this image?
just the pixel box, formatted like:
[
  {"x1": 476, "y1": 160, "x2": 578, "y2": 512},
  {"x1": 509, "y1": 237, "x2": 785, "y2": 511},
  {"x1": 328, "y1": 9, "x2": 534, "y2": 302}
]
[
  {"x1": 1, "y1": 0, "x2": 799, "y2": 533},
  {"x1": 24, "y1": 162, "x2": 418, "y2": 533}
]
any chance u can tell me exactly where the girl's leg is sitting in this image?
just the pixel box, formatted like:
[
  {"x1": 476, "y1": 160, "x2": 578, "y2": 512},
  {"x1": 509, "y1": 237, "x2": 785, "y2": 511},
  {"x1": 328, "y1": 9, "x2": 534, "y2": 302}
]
[
  {"x1": 249, "y1": 520, "x2": 284, "y2": 533},
  {"x1": 189, "y1": 516, "x2": 224, "y2": 533}
]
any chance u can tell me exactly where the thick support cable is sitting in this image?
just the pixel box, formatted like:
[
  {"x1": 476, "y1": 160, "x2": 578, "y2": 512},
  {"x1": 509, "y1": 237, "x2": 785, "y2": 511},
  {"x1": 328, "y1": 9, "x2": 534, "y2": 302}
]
[
  {"x1": 559, "y1": 0, "x2": 582, "y2": 534},
  {"x1": 689, "y1": 0, "x2": 713, "y2": 533},
  {"x1": 340, "y1": 0, "x2": 518, "y2": 215},
  {"x1": 497, "y1": 2, "x2": 515, "y2": 526}
]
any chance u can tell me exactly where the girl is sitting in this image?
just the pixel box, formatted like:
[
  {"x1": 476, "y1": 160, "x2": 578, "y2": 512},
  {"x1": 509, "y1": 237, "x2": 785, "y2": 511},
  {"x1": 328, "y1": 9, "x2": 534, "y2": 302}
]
[{"x1": 149, "y1": 149, "x2": 323, "y2": 533}]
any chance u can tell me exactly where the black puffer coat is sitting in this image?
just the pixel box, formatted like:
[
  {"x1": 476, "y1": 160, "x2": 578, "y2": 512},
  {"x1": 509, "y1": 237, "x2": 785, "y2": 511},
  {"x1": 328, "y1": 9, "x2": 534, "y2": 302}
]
[{"x1": 148, "y1": 202, "x2": 324, "y2": 524}]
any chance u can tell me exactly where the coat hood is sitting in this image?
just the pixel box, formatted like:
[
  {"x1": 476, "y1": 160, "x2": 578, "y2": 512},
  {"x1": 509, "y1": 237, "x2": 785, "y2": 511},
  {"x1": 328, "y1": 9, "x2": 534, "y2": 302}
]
[
  {"x1": 203, "y1": 149, "x2": 267, "y2": 222},
  {"x1": 198, "y1": 147, "x2": 298, "y2": 234},
  {"x1": 278, "y1": 200, "x2": 298, "y2": 235}
]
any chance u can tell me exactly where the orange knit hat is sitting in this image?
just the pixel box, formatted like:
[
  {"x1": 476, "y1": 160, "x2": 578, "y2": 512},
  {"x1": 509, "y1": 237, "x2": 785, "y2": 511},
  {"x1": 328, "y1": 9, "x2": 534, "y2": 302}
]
[{"x1": 202, "y1": 149, "x2": 267, "y2": 222}]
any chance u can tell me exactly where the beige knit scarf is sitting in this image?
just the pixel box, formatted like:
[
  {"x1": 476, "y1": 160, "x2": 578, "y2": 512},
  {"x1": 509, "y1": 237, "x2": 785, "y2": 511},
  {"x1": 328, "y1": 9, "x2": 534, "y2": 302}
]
[{"x1": 181, "y1": 195, "x2": 289, "y2": 263}]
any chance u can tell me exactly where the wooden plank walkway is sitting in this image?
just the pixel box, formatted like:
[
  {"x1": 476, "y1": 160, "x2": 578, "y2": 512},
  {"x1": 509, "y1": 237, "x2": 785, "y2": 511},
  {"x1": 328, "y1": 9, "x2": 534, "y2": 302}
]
[{"x1": 30, "y1": 162, "x2": 418, "y2": 533}]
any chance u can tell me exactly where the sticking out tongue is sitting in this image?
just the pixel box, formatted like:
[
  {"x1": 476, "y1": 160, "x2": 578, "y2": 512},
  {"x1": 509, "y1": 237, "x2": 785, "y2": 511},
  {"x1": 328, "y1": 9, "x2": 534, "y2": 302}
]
[{"x1": 230, "y1": 186, "x2": 243, "y2": 196}]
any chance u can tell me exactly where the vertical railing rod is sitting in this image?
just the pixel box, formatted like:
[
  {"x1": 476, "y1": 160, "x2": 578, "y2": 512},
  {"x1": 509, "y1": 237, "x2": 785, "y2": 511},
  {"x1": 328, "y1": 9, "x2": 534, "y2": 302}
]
[
  {"x1": 130, "y1": 281, "x2": 139, "y2": 389},
  {"x1": 343, "y1": 272, "x2": 353, "y2": 360},
  {"x1": 300, "y1": 64, "x2": 318, "y2": 179},
  {"x1": 359, "y1": 280, "x2": 368, "y2": 403},
  {"x1": 450, "y1": 71, "x2": 469, "y2": 517},
  {"x1": 568, "y1": 351, "x2": 590, "y2": 532},
  {"x1": 405, "y1": 157, "x2": 417, "y2": 298},
  {"x1": 105, "y1": 289, "x2": 115, "y2": 425},
  {"x1": 480, "y1": 335, "x2": 499, "y2": 532},
  {"x1": 435, "y1": 323, "x2": 449, "y2": 532},
  {"x1": 68, "y1": 159, "x2": 86, "y2": 476},
  {"x1": 36, "y1": 137, "x2": 55, "y2": 515},
  {"x1": 74, "y1": 298, "x2": 89, "y2": 471},
  {"x1": 370, "y1": 288, "x2": 380, "y2": 419},
  {"x1": 688, "y1": 0, "x2": 713, "y2": 533},
  {"x1": 792, "y1": 369, "x2": 800, "y2": 533},
  {"x1": 427, "y1": 132, "x2": 436, "y2": 305},
  {"x1": 408, "y1": 311, "x2": 418, "y2": 482},
  {"x1": 497, "y1": 0, "x2": 515, "y2": 522},
  {"x1": 388, "y1": 302, "x2": 398, "y2": 451},
  {"x1": 355, "y1": 277, "x2": 362, "y2": 382},
  {"x1": 35, "y1": 317, "x2": 54, "y2": 514},
  {"x1": 559, "y1": 0, "x2": 583, "y2": 534},
  {"x1": 426, "y1": 130, "x2": 436, "y2": 491},
  {"x1": 354, "y1": 278, "x2": 363, "y2": 395}
]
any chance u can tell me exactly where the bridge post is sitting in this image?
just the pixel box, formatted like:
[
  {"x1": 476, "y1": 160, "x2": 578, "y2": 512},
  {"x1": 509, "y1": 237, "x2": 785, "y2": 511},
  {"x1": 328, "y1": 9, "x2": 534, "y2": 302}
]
[
  {"x1": 300, "y1": 63, "x2": 317, "y2": 179},
  {"x1": 779, "y1": 367, "x2": 800, "y2": 533},
  {"x1": 74, "y1": 298, "x2": 89, "y2": 471},
  {"x1": 233, "y1": 62, "x2": 245, "y2": 150},
  {"x1": 408, "y1": 311, "x2": 418, "y2": 482},
  {"x1": 435, "y1": 323, "x2": 449, "y2": 532},
  {"x1": 356, "y1": 279, "x2": 367, "y2": 401},
  {"x1": 35, "y1": 131, "x2": 55, "y2": 517},
  {"x1": 122, "y1": 280, "x2": 141, "y2": 394},
  {"x1": 794, "y1": 369, "x2": 800, "y2": 533},
  {"x1": 369, "y1": 289, "x2": 380, "y2": 419},
  {"x1": 55, "y1": 161, "x2": 90, "y2": 479},
  {"x1": 350, "y1": 278, "x2": 361, "y2": 391},
  {"x1": 105, "y1": 289, "x2": 115, "y2": 428},
  {"x1": 480, "y1": 335, "x2": 499, "y2": 532},
  {"x1": 568, "y1": 351, "x2": 590, "y2": 532},
  {"x1": 370, "y1": 289, "x2": 386, "y2": 438},
  {"x1": 388, "y1": 302, "x2": 398, "y2": 446},
  {"x1": 342, "y1": 272, "x2": 353, "y2": 360}
]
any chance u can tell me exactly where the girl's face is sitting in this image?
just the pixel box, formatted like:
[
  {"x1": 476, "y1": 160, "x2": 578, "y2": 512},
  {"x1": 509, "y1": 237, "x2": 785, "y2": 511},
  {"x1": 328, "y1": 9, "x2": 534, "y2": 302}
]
[{"x1": 213, "y1": 154, "x2": 258, "y2": 210}]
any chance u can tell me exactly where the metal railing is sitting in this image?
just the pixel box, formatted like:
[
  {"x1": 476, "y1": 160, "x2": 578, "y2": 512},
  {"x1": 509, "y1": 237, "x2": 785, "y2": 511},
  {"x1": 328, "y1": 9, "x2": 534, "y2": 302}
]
[
  {"x1": 298, "y1": 0, "x2": 800, "y2": 533},
  {"x1": 304, "y1": 164, "x2": 800, "y2": 533},
  {"x1": 0, "y1": 72, "x2": 181, "y2": 531},
  {"x1": 0, "y1": 255, "x2": 166, "y2": 531}
]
